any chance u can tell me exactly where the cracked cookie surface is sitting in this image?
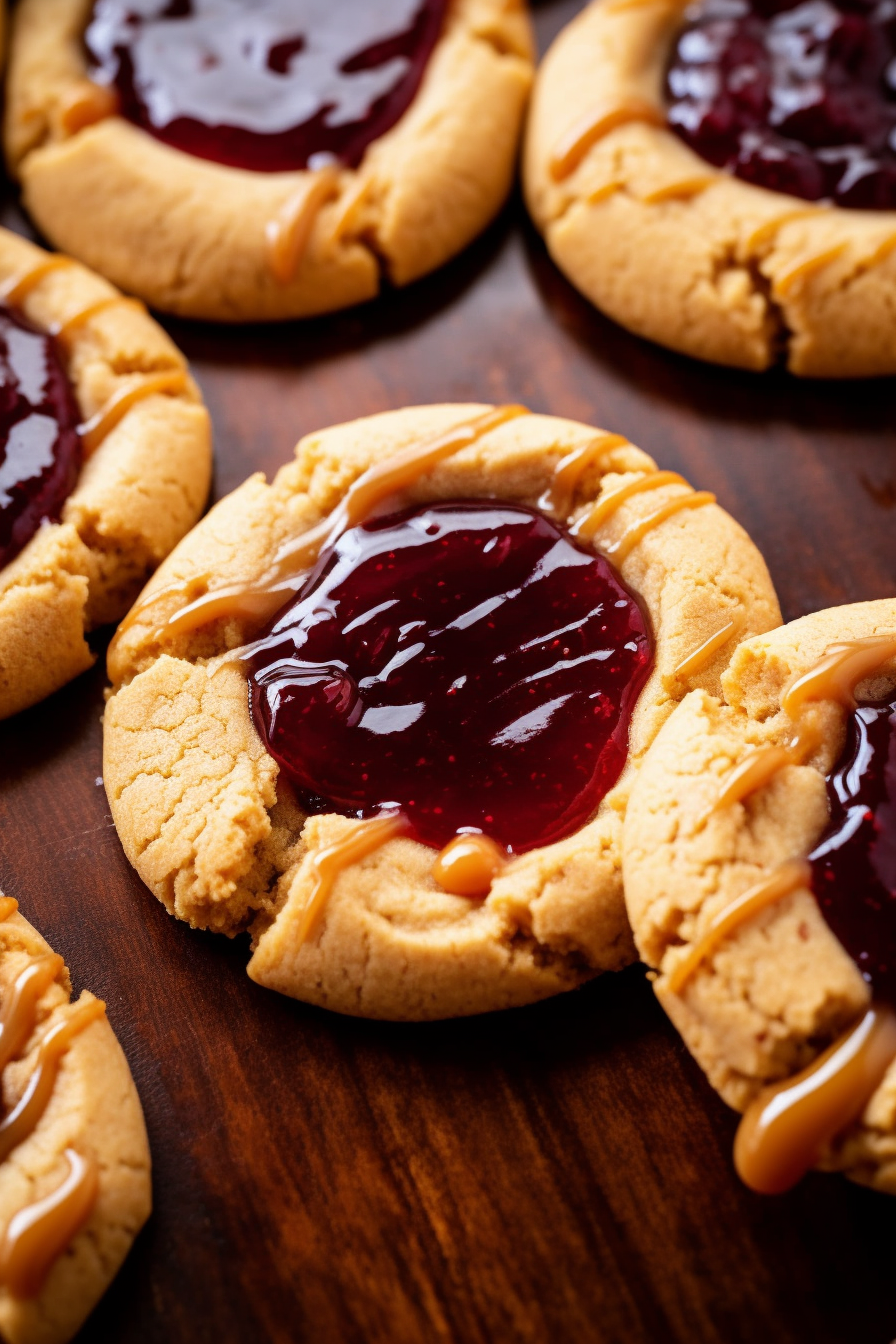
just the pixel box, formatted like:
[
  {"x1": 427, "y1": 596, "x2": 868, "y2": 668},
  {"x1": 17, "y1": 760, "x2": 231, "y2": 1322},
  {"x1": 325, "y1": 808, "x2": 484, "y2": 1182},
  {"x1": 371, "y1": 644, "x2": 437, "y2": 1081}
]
[
  {"x1": 5, "y1": 0, "x2": 533, "y2": 322},
  {"x1": 623, "y1": 599, "x2": 896, "y2": 1191},
  {"x1": 0, "y1": 894, "x2": 151, "y2": 1344},
  {"x1": 0, "y1": 228, "x2": 211, "y2": 719},
  {"x1": 103, "y1": 404, "x2": 779, "y2": 1020},
  {"x1": 523, "y1": 0, "x2": 896, "y2": 376}
]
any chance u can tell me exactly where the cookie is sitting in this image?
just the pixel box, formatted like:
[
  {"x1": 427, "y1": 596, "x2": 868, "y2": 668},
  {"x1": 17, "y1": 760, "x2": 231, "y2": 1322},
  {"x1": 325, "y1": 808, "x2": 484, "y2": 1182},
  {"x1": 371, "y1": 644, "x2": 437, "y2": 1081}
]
[
  {"x1": 0, "y1": 228, "x2": 211, "y2": 719},
  {"x1": 523, "y1": 0, "x2": 896, "y2": 376},
  {"x1": 5, "y1": 0, "x2": 534, "y2": 322},
  {"x1": 0, "y1": 892, "x2": 151, "y2": 1343},
  {"x1": 623, "y1": 600, "x2": 896, "y2": 1193},
  {"x1": 102, "y1": 403, "x2": 779, "y2": 1020}
]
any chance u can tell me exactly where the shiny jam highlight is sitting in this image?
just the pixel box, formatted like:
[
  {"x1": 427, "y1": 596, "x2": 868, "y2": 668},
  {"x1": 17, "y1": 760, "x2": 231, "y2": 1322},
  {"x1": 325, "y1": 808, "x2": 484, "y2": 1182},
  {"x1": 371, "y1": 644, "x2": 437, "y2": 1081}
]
[
  {"x1": 85, "y1": 0, "x2": 448, "y2": 173},
  {"x1": 248, "y1": 501, "x2": 653, "y2": 852},
  {"x1": 0, "y1": 304, "x2": 81, "y2": 570},
  {"x1": 810, "y1": 694, "x2": 896, "y2": 1000},
  {"x1": 666, "y1": 0, "x2": 896, "y2": 208}
]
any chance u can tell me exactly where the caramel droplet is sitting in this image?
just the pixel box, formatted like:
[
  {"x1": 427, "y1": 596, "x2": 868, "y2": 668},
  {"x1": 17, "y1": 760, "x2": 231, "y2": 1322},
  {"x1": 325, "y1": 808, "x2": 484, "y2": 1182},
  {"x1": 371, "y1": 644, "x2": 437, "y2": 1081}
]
[
  {"x1": 296, "y1": 815, "x2": 411, "y2": 947},
  {"x1": 734, "y1": 1004, "x2": 896, "y2": 1194},
  {"x1": 0, "y1": 955, "x2": 64, "y2": 1076},
  {"x1": 266, "y1": 168, "x2": 341, "y2": 285},
  {"x1": 782, "y1": 635, "x2": 896, "y2": 717},
  {"x1": 673, "y1": 615, "x2": 743, "y2": 681},
  {"x1": 0, "y1": 1149, "x2": 99, "y2": 1300},
  {"x1": 432, "y1": 834, "x2": 507, "y2": 899}
]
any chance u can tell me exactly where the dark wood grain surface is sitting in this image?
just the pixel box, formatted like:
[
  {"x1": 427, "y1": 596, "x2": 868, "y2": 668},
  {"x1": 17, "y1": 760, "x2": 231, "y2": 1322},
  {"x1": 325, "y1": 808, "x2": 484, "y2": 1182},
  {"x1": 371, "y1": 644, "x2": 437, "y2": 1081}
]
[{"x1": 2, "y1": 3, "x2": 896, "y2": 1340}]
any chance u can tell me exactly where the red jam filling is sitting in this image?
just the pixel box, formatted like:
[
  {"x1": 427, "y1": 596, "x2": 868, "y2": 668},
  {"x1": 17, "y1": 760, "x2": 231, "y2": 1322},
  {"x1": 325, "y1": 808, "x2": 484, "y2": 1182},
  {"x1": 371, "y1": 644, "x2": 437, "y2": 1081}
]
[
  {"x1": 248, "y1": 501, "x2": 654, "y2": 853},
  {"x1": 85, "y1": 0, "x2": 448, "y2": 173},
  {"x1": 810, "y1": 695, "x2": 896, "y2": 1001},
  {"x1": 0, "y1": 304, "x2": 81, "y2": 571},
  {"x1": 666, "y1": 0, "x2": 896, "y2": 208}
]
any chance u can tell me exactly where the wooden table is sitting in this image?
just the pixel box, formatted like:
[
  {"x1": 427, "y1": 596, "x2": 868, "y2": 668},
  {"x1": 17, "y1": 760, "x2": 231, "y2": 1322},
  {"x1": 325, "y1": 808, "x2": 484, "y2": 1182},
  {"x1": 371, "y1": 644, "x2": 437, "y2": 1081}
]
[{"x1": 2, "y1": 4, "x2": 896, "y2": 1340}]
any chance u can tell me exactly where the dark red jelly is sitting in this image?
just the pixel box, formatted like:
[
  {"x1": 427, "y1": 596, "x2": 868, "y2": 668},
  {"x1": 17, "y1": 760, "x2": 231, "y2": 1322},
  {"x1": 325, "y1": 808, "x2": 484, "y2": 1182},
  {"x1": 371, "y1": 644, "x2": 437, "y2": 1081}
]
[
  {"x1": 0, "y1": 303, "x2": 81, "y2": 571},
  {"x1": 85, "y1": 0, "x2": 448, "y2": 173},
  {"x1": 666, "y1": 0, "x2": 896, "y2": 208},
  {"x1": 810, "y1": 695, "x2": 896, "y2": 1001},
  {"x1": 248, "y1": 501, "x2": 654, "y2": 853}
]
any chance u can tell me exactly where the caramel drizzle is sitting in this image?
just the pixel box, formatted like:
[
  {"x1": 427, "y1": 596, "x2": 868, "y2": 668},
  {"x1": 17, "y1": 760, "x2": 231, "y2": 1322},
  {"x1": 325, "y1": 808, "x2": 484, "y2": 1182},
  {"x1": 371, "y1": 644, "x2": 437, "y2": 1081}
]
[
  {"x1": 0, "y1": 258, "x2": 76, "y2": 307},
  {"x1": 605, "y1": 490, "x2": 716, "y2": 561},
  {"x1": 51, "y1": 296, "x2": 147, "y2": 348},
  {"x1": 432, "y1": 834, "x2": 508, "y2": 899},
  {"x1": 115, "y1": 403, "x2": 529, "y2": 644},
  {"x1": 0, "y1": 901, "x2": 105, "y2": 1297},
  {"x1": 296, "y1": 814, "x2": 410, "y2": 945},
  {"x1": 573, "y1": 469, "x2": 689, "y2": 542},
  {"x1": 666, "y1": 860, "x2": 811, "y2": 995},
  {"x1": 58, "y1": 81, "x2": 119, "y2": 137},
  {"x1": 538, "y1": 434, "x2": 631, "y2": 517},
  {"x1": 713, "y1": 635, "x2": 896, "y2": 814},
  {"x1": 0, "y1": 1149, "x2": 99, "y2": 1300},
  {"x1": 734, "y1": 1004, "x2": 896, "y2": 1194},
  {"x1": 673, "y1": 614, "x2": 744, "y2": 681},
  {"x1": 550, "y1": 100, "x2": 665, "y2": 182},
  {"x1": 78, "y1": 370, "x2": 189, "y2": 458},
  {"x1": 774, "y1": 243, "x2": 848, "y2": 296},
  {"x1": 641, "y1": 176, "x2": 715, "y2": 204},
  {"x1": 266, "y1": 168, "x2": 341, "y2": 285}
]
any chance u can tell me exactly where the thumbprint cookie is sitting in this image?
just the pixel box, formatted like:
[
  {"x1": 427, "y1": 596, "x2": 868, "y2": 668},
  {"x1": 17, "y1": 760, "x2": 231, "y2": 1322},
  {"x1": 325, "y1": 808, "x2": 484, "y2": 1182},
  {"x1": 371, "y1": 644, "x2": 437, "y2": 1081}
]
[
  {"x1": 0, "y1": 229, "x2": 211, "y2": 719},
  {"x1": 524, "y1": 0, "x2": 896, "y2": 376},
  {"x1": 0, "y1": 892, "x2": 151, "y2": 1343},
  {"x1": 102, "y1": 404, "x2": 779, "y2": 1020},
  {"x1": 624, "y1": 600, "x2": 896, "y2": 1193},
  {"x1": 5, "y1": 1, "x2": 534, "y2": 321}
]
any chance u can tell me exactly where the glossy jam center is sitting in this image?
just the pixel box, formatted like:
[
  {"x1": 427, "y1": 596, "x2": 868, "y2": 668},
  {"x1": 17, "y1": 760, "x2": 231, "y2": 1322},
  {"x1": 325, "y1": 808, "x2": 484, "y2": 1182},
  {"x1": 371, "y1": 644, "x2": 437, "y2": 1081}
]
[
  {"x1": 0, "y1": 304, "x2": 81, "y2": 571},
  {"x1": 85, "y1": 0, "x2": 448, "y2": 173},
  {"x1": 810, "y1": 695, "x2": 896, "y2": 1000},
  {"x1": 248, "y1": 501, "x2": 653, "y2": 852},
  {"x1": 666, "y1": 0, "x2": 896, "y2": 208}
]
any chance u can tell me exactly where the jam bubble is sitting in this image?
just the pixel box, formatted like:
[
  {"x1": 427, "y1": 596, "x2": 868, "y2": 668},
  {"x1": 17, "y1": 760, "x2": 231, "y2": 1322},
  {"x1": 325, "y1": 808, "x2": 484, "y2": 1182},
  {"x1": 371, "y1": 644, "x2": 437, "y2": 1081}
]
[{"x1": 248, "y1": 500, "x2": 654, "y2": 853}]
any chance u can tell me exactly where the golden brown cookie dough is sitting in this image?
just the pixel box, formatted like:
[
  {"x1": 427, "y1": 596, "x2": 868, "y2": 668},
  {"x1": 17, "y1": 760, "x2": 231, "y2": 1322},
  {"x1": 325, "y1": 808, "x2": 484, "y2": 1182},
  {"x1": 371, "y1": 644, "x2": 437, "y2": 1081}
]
[
  {"x1": 103, "y1": 403, "x2": 780, "y2": 1020},
  {"x1": 524, "y1": 0, "x2": 896, "y2": 376},
  {"x1": 0, "y1": 228, "x2": 212, "y2": 719},
  {"x1": 0, "y1": 893, "x2": 151, "y2": 1344},
  {"x1": 623, "y1": 599, "x2": 896, "y2": 1191},
  {"x1": 5, "y1": 0, "x2": 534, "y2": 322}
]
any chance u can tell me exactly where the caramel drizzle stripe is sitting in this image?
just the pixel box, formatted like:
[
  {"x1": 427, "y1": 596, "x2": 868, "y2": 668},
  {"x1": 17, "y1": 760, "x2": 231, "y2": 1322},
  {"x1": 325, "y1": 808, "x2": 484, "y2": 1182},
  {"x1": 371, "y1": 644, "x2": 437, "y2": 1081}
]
[
  {"x1": 0, "y1": 997, "x2": 107, "y2": 1165},
  {"x1": 115, "y1": 403, "x2": 530, "y2": 645},
  {"x1": 0, "y1": 258, "x2": 77, "y2": 307},
  {"x1": 573, "y1": 469, "x2": 688, "y2": 542},
  {"x1": 550, "y1": 100, "x2": 665, "y2": 182},
  {"x1": 78, "y1": 370, "x2": 189, "y2": 458},
  {"x1": 665, "y1": 860, "x2": 811, "y2": 995},
  {"x1": 641, "y1": 176, "x2": 715, "y2": 204},
  {"x1": 673, "y1": 614, "x2": 744, "y2": 681},
  {"x1": 605, "y1": 490, "x2": 716, "y2": 562},
  {"x1": 51, "y1": 296, "x2": 147, "y2": 347},
  {"x1": 774, "y1": 243, "x2": 848, "y2": 296},
  {"x1": 713, "y1": 635, "x2": 896, "y2": 814},
  {"x1": 296, "y1": 815, "x2": 411, "y2": 946},
  {"x1": 0, "y1": 1149, "x2": 99, "y2": 1300},
  {"x1": 266, "y1": 168, "x2": 341, "y2": 285},
  {"x1": 734, "y1": 1004, "x2": 896, "y2": 1195},
  {"x1": 59, "y1": 81, "x2": 119, "y2": 137},
  {"x1": 538, "y1": 433, "x2": 631, "y2": 517}
]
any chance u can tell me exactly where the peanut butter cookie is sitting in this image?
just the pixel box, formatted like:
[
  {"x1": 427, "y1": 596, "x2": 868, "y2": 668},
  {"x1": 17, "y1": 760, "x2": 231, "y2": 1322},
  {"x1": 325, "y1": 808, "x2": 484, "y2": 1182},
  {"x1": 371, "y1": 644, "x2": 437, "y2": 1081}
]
[
  {"x1": 103, "y1": 403, "x2": 779, "y2": 1020},
  {"x1": 524, "y1": 0, "x2": 896, "y2": 376},
  {"x1": 6, "y1": 0, "x2": 533, "y2": 322},
  {"x1": 0, "y1": 228, "x2": 211, "y2": 719},
  {"x1": 624, "y1": 600, "x2": 896, "y2": 1193}
]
